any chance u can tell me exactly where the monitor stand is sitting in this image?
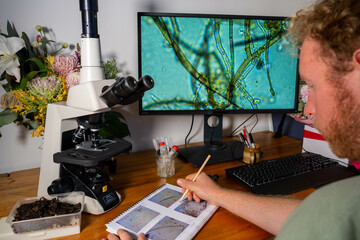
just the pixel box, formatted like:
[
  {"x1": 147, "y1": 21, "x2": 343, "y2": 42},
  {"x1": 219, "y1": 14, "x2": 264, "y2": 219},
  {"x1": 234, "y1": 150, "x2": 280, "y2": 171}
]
[{"x1": 178, "y1": 114, "x2": 244, "y2": 167}]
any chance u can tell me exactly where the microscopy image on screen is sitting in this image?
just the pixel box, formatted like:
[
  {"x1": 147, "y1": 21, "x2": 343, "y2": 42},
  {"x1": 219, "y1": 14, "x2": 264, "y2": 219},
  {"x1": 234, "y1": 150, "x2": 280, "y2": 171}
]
[
  {"x1": 116, "y1": 206, "x2": 159, "y2": 233},
  {"x1": 145, "y1": 216, "x2": 189, "y2": 240},
  {"x1": 140, "y1": 15, "x2": 298, "y2": 112},
  {"x1": 148, "y1": 188, "x2": 182, "y2": 208}
]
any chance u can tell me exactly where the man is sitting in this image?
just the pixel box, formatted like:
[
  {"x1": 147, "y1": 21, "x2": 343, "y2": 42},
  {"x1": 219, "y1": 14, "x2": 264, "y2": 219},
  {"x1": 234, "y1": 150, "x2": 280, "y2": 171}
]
[{"x1": 104, "y1": 0, "x2": 360, "y2": 239}]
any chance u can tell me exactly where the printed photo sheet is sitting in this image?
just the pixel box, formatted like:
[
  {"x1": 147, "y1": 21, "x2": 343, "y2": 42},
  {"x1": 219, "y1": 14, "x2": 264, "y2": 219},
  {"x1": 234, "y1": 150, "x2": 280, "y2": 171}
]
[{"x1": 106, "y1": 183, "x2": 219, "y2": 240}]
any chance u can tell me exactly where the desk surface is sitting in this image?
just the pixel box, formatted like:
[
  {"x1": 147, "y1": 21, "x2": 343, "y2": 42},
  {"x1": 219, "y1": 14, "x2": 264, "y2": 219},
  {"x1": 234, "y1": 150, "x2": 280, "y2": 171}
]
[{"x1": 0, "y1": 131, "x2": 314, "y2": 240}]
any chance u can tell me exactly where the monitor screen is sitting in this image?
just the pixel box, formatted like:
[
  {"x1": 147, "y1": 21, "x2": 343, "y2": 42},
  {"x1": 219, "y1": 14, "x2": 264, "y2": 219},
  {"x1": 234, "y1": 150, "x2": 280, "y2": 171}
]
[{"x1": 138, "y1": 12, "x2": 299, "y2": 115}]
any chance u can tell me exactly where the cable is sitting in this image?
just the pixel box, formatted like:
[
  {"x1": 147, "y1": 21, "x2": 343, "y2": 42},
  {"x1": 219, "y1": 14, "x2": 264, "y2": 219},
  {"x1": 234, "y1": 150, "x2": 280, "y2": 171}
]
[
  {"x1": 209, "y1": 124, "x2": 222, "y2": 146},
  {"x1": 249, "y1": 114, "x2": 259, "y2": 133},
  {"x1": 228, "y1": 113, "x2": 255, "y2": 137},
  {"x1": 302, "y1": 146, "x2": 309, "y2": 153},
  {"x1": 184, "y1": 114, "x2": 195, "y2": 146},
  {"x1": 210, "y1": 125, "x2": 215, "y2": 145}
]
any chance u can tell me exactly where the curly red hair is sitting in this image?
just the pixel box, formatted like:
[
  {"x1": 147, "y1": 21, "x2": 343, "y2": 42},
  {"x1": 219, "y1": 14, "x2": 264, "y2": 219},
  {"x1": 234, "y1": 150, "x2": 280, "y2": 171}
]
[{"x1": 289, "y1": 0, "x2": 360, "y2": 73}]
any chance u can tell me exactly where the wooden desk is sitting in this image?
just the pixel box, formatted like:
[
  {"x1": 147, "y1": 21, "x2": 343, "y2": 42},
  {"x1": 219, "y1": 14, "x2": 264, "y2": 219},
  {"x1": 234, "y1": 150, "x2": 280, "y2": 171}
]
[{"x1": 0, "y1": 131, "x2": 314, "y2": 240}]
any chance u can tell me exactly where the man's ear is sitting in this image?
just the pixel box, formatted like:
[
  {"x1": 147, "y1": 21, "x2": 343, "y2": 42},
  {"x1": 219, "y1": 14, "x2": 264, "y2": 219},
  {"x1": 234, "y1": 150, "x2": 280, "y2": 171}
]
[
  {"x1": 354, "y1": 49, "x2": 360, "y2": 67},
  {"x1": 352, "y1": 49, "x2": 360, "y2": 92}
]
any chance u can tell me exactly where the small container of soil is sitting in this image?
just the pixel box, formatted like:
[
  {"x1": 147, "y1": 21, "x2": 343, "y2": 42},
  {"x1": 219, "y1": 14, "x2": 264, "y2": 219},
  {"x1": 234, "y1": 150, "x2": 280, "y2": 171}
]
[{"x1": 5, "y1": 191, "x2": 84, "y2": 235}]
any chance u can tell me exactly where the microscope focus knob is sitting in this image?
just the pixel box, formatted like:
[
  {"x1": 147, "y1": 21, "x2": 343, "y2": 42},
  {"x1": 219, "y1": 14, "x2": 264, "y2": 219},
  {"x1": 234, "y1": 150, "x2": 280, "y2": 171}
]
[{"x1": 47, "y1": 177, "x2": 74, "y2": 195}]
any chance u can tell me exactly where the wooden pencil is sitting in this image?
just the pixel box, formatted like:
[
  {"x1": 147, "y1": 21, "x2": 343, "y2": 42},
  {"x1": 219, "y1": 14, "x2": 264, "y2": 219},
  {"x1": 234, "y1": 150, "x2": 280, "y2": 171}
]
[{"x1": 179, "y1": 154, "x2": 211, "y2": 201}]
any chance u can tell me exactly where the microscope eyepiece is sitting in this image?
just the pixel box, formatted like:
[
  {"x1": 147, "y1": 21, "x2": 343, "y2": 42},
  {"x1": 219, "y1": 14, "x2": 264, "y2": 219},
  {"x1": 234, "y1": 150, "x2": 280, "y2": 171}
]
[
  {"x1": 136, "y1": 75, "x2": 155, "y2": 93},
  {"x1": 113, "y1": 76, "x2": 138, "y2": 97},
  {"x1": 100, "y1": 75, "x2": 154, "y2": 108}
]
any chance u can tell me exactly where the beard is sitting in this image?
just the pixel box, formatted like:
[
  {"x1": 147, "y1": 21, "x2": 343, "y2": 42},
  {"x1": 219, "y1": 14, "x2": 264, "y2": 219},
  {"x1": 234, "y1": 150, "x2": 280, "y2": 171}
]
[{"x1": 315, "y1": 80, "x2": 360, "y2": 161}]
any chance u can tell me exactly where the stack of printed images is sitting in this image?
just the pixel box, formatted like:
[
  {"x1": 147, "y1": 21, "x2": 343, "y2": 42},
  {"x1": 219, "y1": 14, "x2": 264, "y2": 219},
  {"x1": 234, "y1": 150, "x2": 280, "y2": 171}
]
[{"x1": 106, "y1": 183, "x2": 219, "y2": 240}]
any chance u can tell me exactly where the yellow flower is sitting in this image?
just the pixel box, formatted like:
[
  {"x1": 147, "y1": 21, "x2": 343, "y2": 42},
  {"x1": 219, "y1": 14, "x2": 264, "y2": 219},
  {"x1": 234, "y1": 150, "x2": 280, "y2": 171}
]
[
  {"x1": 46, "y1": 55, "x2": 55, "y2": 71},
  {"x1": 10, "y1": 73, "x2": 68, "y2": 137},
  {"x1": 10, "y1": 104, "x2": 22, "y2": 113},
  {"x1": 32, "y1": 124, "x2": 45, "y2": 137}
]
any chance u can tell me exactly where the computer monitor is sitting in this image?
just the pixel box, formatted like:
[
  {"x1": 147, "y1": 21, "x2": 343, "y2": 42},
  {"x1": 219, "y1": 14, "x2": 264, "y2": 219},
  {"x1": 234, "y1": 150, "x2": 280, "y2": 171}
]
[{"x1": 138, "y1": 12, "x2": 299, "y2": 166}]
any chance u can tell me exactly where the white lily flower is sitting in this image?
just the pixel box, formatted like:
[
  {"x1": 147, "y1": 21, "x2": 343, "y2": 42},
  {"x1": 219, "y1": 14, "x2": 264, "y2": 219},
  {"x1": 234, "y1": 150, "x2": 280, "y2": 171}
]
[{"x1": 0, "y1": 35, "x2": 25, "y2": 82}]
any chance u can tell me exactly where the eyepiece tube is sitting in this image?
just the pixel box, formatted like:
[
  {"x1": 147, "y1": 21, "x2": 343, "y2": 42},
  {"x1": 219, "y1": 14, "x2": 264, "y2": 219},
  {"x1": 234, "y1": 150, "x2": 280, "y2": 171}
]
[
  {"x1": 100, "y1": 75, "x2": 154, "y2": 107},
  {"x1": 79, "y1": 0, "x2": 99, "y2": 38},
  {"x1": 113, "y1": 76, "x2": 138, "y2": 97},
  {"x1": 136, "y1": 75, "x2": 155, "y2": 93}
]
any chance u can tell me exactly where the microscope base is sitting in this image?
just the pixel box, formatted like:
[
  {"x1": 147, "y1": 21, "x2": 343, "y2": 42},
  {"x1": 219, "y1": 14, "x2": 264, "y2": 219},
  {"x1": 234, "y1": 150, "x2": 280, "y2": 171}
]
[{"x1": 84, "y1": 192, "x2": 121, "y2": 215}]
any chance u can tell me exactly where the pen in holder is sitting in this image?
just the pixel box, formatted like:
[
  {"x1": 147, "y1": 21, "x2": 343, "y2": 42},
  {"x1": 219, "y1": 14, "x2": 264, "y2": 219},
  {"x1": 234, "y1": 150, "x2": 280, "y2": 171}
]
[{"x1": 243, "y1": 144, "x2": 261, "y2": 165}]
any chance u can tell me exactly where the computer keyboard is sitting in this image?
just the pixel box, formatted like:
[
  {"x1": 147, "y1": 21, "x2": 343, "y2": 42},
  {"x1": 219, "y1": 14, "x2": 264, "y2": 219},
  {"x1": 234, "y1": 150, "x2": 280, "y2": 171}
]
[{"x1": 225, "y1": 152, "x2": 358, "y2": 195}]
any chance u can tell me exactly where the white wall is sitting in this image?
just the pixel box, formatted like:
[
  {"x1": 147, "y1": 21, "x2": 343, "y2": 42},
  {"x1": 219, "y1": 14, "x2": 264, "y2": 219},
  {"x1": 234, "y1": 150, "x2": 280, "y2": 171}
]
[{"x1": 0, "y1": 0, "x2": 313, "y2": 173}]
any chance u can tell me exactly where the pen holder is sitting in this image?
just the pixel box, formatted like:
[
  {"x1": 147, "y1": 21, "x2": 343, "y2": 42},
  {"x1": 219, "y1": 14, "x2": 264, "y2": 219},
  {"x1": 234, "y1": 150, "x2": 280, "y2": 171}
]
[
  {"x1": 156, "y1": 153, "x2": 177, "y2": 178},
  {"x1": 243, "y1": 144, "x2": 261, "y2": 165}
]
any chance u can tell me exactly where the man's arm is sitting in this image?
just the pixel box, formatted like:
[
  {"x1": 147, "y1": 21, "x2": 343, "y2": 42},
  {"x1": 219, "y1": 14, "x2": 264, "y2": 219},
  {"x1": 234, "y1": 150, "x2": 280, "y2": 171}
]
[{"x1": 177, "y1": 172, "x2": 302, "y2": 235}]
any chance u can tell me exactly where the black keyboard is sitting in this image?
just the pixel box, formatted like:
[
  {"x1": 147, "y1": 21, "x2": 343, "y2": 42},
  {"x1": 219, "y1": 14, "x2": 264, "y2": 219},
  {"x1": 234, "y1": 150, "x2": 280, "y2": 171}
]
[{"x1": 225, "y1": 152, "x2": 358, "y2": 195}]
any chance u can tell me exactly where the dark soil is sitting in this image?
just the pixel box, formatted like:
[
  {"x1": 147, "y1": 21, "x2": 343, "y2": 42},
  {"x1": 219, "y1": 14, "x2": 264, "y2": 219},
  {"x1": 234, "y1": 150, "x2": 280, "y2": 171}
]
[{"x1": 13, "y1": 197, "x2": 82, "y2": 221}]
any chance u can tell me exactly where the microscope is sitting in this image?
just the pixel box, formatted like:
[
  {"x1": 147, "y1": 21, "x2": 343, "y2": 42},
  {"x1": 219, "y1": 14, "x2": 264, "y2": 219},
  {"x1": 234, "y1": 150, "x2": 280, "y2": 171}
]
[{"x1": 37, "y1": 0, "x2": 154, "y2": 214}]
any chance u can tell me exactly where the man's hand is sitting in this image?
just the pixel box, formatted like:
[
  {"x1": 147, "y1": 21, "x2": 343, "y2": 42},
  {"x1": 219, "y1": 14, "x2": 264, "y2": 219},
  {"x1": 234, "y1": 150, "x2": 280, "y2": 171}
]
[
  {"x1": 101, "y1": 229, "x2": 145, "y2": 240},
  {"x1": 177, "y1": 172, "x2": 223, "y2": 205}
]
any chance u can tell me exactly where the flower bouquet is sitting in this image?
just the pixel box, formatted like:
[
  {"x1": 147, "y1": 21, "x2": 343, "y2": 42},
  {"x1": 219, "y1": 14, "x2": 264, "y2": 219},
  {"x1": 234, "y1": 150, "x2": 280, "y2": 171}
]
[
  {"x1": 287, "y1": 81, "x2": 314, "y2": 127},
  {"x1": 0, "y1": 21, "x2": 129, "y2": 139}
]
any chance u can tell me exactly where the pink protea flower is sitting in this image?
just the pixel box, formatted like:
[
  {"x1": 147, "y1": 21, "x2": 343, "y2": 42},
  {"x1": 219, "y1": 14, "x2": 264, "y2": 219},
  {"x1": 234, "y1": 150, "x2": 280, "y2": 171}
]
[
  {"x1": 27, "y1": 75, "x2": 63, "y2": 99},
  {"x1": 52, "y1": 54, "x2": 80, "y2": 78},
  {"x1": 65, "y1": 71, "x2": 80, "y2": 91},
  {"x1": 300, "y1": 84, "x2": 310, "y2": 103}
]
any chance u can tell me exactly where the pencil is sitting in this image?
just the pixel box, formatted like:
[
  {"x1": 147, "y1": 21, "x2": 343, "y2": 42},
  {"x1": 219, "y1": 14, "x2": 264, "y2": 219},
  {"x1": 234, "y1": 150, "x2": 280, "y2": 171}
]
[{"x1": 179, "y1": 154, "x2": 211, "y2": 202}]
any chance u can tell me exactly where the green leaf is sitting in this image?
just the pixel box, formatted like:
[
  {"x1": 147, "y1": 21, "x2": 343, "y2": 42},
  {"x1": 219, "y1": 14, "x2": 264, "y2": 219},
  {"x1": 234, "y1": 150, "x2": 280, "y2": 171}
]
[
  {"x1": 26, "y1": 57, "x2": 46, "y2": 69},
  {"x1": 105, "y1": 111, "x2": 127, "y2": 122},
  {"x1": 20, "y1": 71, "x2": 39, "y2": 89},
  {"x1": 1, "y1": 84, "x2": 11, "y2": 92},
  {"x1": 101, "y1": 121, "x2": 130, "y2": 139},
  {"x1": 16, "y1": 110, "x2": 39, "y2": 130},
  {"x1": 9, "y1": 80, "x2": 21, "y2": 91},
  {"x1": 28, "y1": 120, "x2": 39, "y2": 129},
  {"x1": 20, "y1": 59, "x2": 53, "y2": 89},
  {"x1": 100, "y1": 111, "x2": 130, "y2": 139},
  {"x1": 21, "y1": 32, "x2": 36, "y2": 58},
  {"x1": 0, "y1": 109, "x2": 18, "y2": 127},
  {"x1": 22, "y1": 120, "x2": 39, "y2": 130},
  {"x1": 26, "y1": 58, "x2": 53, "y2": 73},
  {"x1": 43, "y1": 39, "x2": 56, "y2": 44},
  {"x1": 6, "y1": 21, "x2": 19, "y2": 37}
]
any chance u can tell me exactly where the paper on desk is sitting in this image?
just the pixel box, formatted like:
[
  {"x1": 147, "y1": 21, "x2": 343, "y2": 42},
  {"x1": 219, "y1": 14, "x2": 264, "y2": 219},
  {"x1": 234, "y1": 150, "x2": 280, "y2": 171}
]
[
  {"x1": 302, "y1": 125, "x2": 348, "y2": 166},
  {"x1": 106, "y1": 183, "x2": 218, "y2": 240}
]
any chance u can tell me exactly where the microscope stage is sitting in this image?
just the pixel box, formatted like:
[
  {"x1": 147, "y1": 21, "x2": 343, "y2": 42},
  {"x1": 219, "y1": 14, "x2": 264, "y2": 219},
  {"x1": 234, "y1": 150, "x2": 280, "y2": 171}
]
[{"x1": 53, "y1": 138, "x2": 132, "y2": 167}]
